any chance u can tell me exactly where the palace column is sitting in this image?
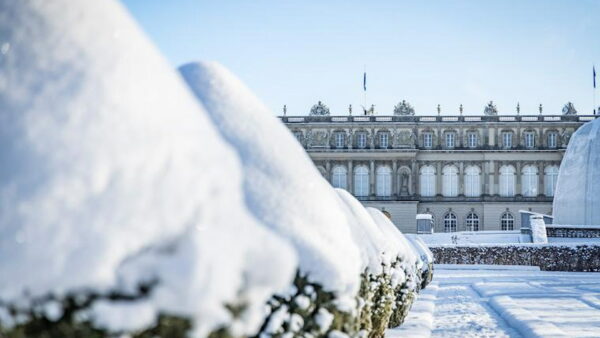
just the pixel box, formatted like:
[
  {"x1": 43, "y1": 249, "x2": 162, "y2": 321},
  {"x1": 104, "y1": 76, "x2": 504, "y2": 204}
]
[
  {"x1": 370, "y1": 160, "x2": 376, "y2": 196},
  {"x1": 347, "y1": 160, "x2": 353, "y2": 193},
  {"x1": 436, "y1": 162, "x2": 442, "y2": 196},
  {"x1": 370, "y1": 128, "x2": 376, "y2": 149},
  {"x1": 392, "y1": 160, "x2": 398, "y2": 197},
  {"x1": 325, "y1": 161, "x2": 331, "y2": 182},
  {"x1": 516, "y1": 162, "x2": 522, "y2": 196},
  {"x1": 483, "y1": 161, "x2": 490, "y2": 195},
  {"x1": 459, "y1": 161, "x2": 465, "y2": 196},
  {"x1": 488, "y1": 127, "x2": 495, "y2": 147},
  {"x1": 538, "y1": 161, "x2": 545, "y2": 196},
  {"x1": 347, "y1": 129, "x2": 353, "y2": 150},
  {"x1": 412, "y1": 161, "x2": 418, "y2": 196},
  {"x1": 489, "y1": 160, "x2": 497, "y2": 195}
]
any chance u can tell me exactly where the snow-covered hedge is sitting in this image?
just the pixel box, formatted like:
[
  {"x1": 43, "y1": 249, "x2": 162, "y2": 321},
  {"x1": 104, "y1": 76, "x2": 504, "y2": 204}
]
[
  {"x1": 0, "y1": 1, "x2": 428, "y2": 337},
  {"x1": 430, "y1": 244, "x2": 600, "y2": 272}
]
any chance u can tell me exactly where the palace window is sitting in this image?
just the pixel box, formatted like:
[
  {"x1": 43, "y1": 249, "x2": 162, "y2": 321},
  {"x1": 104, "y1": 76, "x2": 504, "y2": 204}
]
[
  {"x1": 379, "y1": 132, "x2": 389, "y2": 149},
  {"x1": 356, "y1": 132, "x2": 367, "y2": 149},
  {"x1": 376, "y1": 166, "x2": 392, "y2": 197},
  {"x1": 442, "y1": 165, "x2": 459, "y2": 197},
  {"x1": 502, "y1": 132, "x2": 513, "y2": 148},
  {"x1": 419, "y1": 165, "x2": 436, "y2": 197},
  {"x1": 466, "y1": 212, "x2": 479, "y2": 231},
  {"x1": 499, "y1": 165, "x2": 516, "y2": 197},
  {"x1": 544, "y1": 165, "x2": 559, "y2": 196},
  {"x1": 521, "y1": 165, "x2": 538, "y2": 197},
  {"x1": 335, "y1": 132, "x2": 345, "y2": 149},
  {"x1": 423, "y1": 132, "x2": 433, "y2": 148},
  {"x1": 524, "y1": 132, "x2": 535, "y2": 148},
  {"x1": 444, "y1": 212, "x2": 457, "y2": 232},
  {"x1": 445, "y1": 132, "x2": 455, "y2": 148},
  {"x1": 464, "y1": 165, "x2": 481, "y2": 197},
  {"x1": 501, "y1": 212, "x2": 514, "y2": 231},
  {"x1": 547, "y1": 132, "x2": 557, "y2": 148},
  {"x1": 332, "y1": 166, "x2": 347, "y2": 190},
  {"x1": 468, "y1": 132, "x2": 478, "y2": 148},
  {"x1": 354, "y1": 166, "x2": 369, "y2": 197}
]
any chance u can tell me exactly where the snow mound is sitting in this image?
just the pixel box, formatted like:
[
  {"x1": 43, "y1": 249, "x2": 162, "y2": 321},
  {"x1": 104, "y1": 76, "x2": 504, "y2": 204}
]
[
  {"x1": 553, "y1": 118, "x2": 600, "y2": 226},
  {"x1": 335, "y1": 189, "x2": 391, "y2": 275},
  {"x1": 0, "y1": 1, "x2": 295, "y2": 336},
  {"x1": 178, "y1": 61, "x2": 362, "y2": 297}
]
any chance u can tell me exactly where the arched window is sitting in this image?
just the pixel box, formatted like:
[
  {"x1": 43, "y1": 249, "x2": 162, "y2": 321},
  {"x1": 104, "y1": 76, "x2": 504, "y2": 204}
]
[
  {"x1": 332, "y1": 166, "x2": 347, "y2": 190},
  {"x1": 466, "y1": 212, "x2": 479, "y2": 231},
  {"x1": 419, "y1": 165, "x2": 436, "y2": 197},
  {"x1": 442, "y1": 165, "x2": 459, "y2": 197},
  {"x1": 464, "y1": 165, "x2": 481, "y2": 197},
  {"x1": 444, "y1": 212, "x2": 457, "y2": 232},
  {"x1": 521, "y1": 165, "x2": 538, "y2": 197},
  {"x1": 501, "y1": 212, "x2": 514, "y2": 231},
  {"x1": 376, "y1": 166, "x2": 392, "y2": 197},
  {"x1": 354, "y1": 166, "x2": 369, "y2": 197},
  {"x1": 544, "y1": 165, "x2": 559, "y2": 196},
  {"x1": 499, "y1": 165, "x2": 516, "y2": 197}
]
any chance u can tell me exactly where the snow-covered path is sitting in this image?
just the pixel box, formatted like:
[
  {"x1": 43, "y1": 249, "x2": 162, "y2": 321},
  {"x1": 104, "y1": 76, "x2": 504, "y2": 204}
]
[{"x1": 388, "y1": 264, "x2": 600, "y2": 337}]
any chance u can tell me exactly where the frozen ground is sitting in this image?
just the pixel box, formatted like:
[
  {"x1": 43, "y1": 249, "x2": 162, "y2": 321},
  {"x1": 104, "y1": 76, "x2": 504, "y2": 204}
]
[{"x1": 387, "y1": 264, "x2": 600, "y2": 337}]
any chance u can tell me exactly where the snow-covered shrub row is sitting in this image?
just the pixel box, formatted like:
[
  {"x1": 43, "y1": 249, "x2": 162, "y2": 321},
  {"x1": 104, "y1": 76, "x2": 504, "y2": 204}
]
[
  {"x1": 0, "y1": 1, "x2": 428, "y2": 337},
  {"x1": 430, "y1": 244, "x2": 600, "y2": 272},
  {"x1": 179, "y1": 62, "x2": 428, "y2": 337}
]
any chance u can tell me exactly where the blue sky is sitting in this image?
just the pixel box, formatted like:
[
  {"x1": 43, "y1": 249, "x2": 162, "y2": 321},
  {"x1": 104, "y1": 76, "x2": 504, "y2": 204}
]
[{"x1": 122, "y1": 0, "x2": 600, "y2": 116}]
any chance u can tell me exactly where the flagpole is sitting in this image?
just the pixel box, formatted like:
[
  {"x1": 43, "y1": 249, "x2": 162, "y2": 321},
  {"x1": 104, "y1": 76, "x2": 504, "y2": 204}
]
[
  {"x1": 363, "y1": 65, "x2": 367, "y2": 114},
  {"x1": 594, "y1": 65, "x2": 597, "y2": 115}
]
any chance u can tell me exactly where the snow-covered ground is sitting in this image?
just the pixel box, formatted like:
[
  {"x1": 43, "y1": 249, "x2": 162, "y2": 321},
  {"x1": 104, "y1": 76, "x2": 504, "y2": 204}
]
[{"x1": 388, "y1": 265, "x2": 600, "y2": 337}]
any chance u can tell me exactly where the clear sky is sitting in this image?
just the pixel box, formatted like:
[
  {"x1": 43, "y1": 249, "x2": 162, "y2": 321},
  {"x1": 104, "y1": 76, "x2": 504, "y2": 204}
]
[{"x1": 122, "y1": 0, "x2": 600, "y2": 116}]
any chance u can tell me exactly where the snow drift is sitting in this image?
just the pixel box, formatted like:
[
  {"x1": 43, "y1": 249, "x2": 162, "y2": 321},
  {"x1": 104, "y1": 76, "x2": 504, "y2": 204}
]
[
  {"x1": 178, "y1": 61, "x2": 362, "y2": 297},
  {"x1": 0, "y1": 0, "x2": 296, "y2": 336}
]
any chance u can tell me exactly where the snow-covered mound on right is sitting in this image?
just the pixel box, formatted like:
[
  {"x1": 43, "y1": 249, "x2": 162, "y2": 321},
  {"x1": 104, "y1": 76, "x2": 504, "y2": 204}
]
[
  {"x1": 0, "y1": 1, "x2": 296, "y2": 336},
  {"x1": 178, "y1": 62, "x2": 362, "y2": 296},
  {"x1": 553, "y1": 118, "x2": 600, "y2": 226}
]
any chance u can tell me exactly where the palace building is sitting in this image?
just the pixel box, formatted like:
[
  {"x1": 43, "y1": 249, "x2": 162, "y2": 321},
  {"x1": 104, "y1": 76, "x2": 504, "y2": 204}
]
[{"x1": 281, "y1": 100, "x2": 598, "y2": 234}]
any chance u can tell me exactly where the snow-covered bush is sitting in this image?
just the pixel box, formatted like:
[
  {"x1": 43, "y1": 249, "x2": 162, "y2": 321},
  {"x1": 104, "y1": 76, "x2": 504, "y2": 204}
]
[
  {"x1": 367, "y1": 209, "x2": 421, "y2": 329},
  {"x1": 0, "y1": 1, "x2": 297, "y2": 336},
  {"x1": 179, "y1": 62, "x2": 367, "y2": 336},
  {"x1": 406, "y1": 235, "x2": 435, "y2": 289}
]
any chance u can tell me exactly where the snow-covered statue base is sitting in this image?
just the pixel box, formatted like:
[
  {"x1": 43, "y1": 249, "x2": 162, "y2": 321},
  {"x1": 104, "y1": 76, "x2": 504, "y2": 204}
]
[{"x1": 553, "y1": 117, "x2": 600, "y2": 227}]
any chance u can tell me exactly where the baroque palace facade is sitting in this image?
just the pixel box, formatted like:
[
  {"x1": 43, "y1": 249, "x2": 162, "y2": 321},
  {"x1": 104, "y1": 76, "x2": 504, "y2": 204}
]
[{"x1": 281, "y1": 101, "x2": 598, "y2": 234}]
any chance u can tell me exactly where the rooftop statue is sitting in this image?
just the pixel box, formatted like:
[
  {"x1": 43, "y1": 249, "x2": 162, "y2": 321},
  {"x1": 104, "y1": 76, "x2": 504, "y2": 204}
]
[
  {"x1": 309, "y1": 101, "x2": 330, "y2": 116},
  {"x1": 483, "y1": 101, "x2": 498, "y2": 116},
  {"x1": 562, "y1": 102, "x2": 577, "y2": 115},
  {"x1": 393, "y1": 100, "x2": 415, "y2": 116},
  {"x1": 553, "y1": 117, "x2": 600, "y2": 226},
  {"x1": 362, "y1": 104, "x2": 376, "y2": 115}
]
